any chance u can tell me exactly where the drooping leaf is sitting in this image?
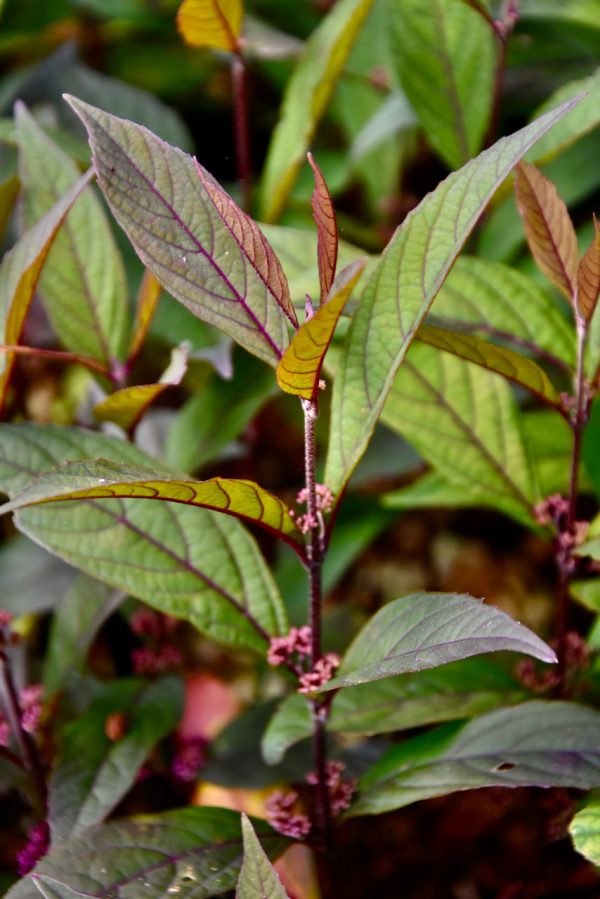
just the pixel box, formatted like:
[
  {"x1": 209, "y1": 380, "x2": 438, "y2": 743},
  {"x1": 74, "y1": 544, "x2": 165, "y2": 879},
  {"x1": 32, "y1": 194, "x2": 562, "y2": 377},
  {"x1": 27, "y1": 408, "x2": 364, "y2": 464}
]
[
  {"x1": 514, "y1": 160, "x2": 579, "y2": 301},
  {"x1": 352, "y1": 701, "x2": 600, "y2": 816},
  {"x1": 390, "y1": 0, "x2": 497, "y2": 169},
  {"x1": 432, "y1": 255, "x2": 576, "y2": 368},
  {"x1": 577, "y1": 216, "x2": 600, "y2": 323},
  {"x1": 65, "y1": 97, "x2": 295, "y2": 367},
  {"x1": 258, "y1": 0, "x2": 374, "y2": 223},
  {"x1": 43, "y1": 575, "x2": 125, "y2": 694},
  {"x1": 417, "y1": 324, "x2": 561, "y2": 407},
  {"x1": 324, "y1": 97, "x2": 580, "y2": 495},
  {"x1": 0, "y1": 425, "x2": 287, "y2": 652},
  {"x1": 6, "y1": 808, "x2": 287, "y2": 899},
  {"x1": 16, "y1": 103, "x2": 129, "y2": 368},
  {"x1": 381, "y1": 342, "x2": 539, "y2": 525},
  {"x1": 0, "y1": 535, "x2": 76, "y2": 617},
  {"x1": 176, "y1": 0, "x2": 243, "y2": 52},
  {"x1": 307, "y1": 152, "x2": 338, "y2": 303},
  {"x1": 49, "y1": 677, "x2": 184, "y2": 840},
  {"x1": 570, "y1": 797, "x2": 600, "y2": 867},
  {"x1": 315, "y1": 593, "x2": 555, "y2": 692},
  {"x1": 0, "y1": 458, "x2": 304, "y2": 552},
  {"x1": 238, "y1": 814, "x2": 290, "y2": 899},
  {"x1": 0, "y1": 170, "x2": 94, "y2": 411},
  {"x1": 276, "y1": 259, "x2": 366, "y2": 400},
  {"x1": 127, "y1": 269, "x2": 161, "y2": 365},
  {"x1": 262, "y1": 657, "x2": 526, "y2": 764}
]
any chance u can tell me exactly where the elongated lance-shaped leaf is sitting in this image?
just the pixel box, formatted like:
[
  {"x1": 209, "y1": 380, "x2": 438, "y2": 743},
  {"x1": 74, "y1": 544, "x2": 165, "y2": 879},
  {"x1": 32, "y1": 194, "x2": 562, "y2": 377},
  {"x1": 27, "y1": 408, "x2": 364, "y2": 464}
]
[
  {"x1": 0, "y1": 425, "x2": 288, "y2": 652},
  {"x1": 65, "y1": 97, "x2": 295, "y2": 367},
  {"x1": 5, "y1": 808, "x2": 288, "y2": 899},
  {"x1": 238, "y1": 814, "x2": 290, "y2": 899},
  {"x1": 307, "y1": 152, "x2": 338, "y2": 303},
  {"x1": 0, "y1": 174, "x2": 19, "y2": 244},
  {"x1": 16, "y1": 103, "x2": 130, "y2": 368},
  {"x1": 570, "y1": 797, "x2": 600, "y2": 867},
  {"x1": 177, "y1": 0, "x2": 243, "y2": 52},
  {"x1": 315, "y1": 593, "x2": 555, "y2": 692},
  {"x1": 578, "y1": 216, "x2": 600, "y2": 324},
  {"x1": 514, "y1": 160, "x2": 579, "y2": 302},
  {"x1": 0, "y1": 169, "x2": 94, "y2": 413},
  {"x1": 127, "y1": 269, "x2": 161, "y2": 365},
  {"x1": 277, "y1": 259, "x2": 365, "y2": 400},
  {"x1": 381, "y1": 343, "x2": 539, "y2": 525},
  {"x1": 416, "y1": 324, "x2": 562, "y2": 408},
  {"x1": 258, "y1": 0, "x2": 374, "y2": 223},
  {"x1": 390, "y1": 0, "x2": 497, "y2": 169},
  {"x1": 352, "y1": 701, "x2": 600, "y2": 817},
  {"x1": 93, "y1": 345, "x2": 189, "y2": 433},
  {"x1": 324, "y1": 97, "x2": 580, "y2": 495},
  {"x1": 49, "y1": 677, "x2": 184, "y2": 840},
  {"x1": 0, "y1": 458, "x2": 304, "y2": 552}
]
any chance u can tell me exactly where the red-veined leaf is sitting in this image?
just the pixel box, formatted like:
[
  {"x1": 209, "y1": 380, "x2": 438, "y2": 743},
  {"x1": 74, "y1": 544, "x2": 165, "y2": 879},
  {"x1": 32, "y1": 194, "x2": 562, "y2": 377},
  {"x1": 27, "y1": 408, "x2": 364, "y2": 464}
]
[
  {"x1": 577, "y1": 215, "x2": 600, "y2": 324},
  {"x1": 307, "y1": 151, "x2": 338, "y2": 303},
  {"x1": 176, "y1": 0, "x2": 243, "y2": 52}
]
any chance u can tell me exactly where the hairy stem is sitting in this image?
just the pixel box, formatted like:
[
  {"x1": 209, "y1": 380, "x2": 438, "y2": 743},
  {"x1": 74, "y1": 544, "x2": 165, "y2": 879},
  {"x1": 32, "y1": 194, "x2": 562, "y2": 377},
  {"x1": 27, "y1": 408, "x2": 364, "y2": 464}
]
[
  {"x1": 302, "y1": 398, "x2": 333, "y2": 847},
  {"x1": 0, "y1": 647, "x2": 46, "y2": 812},
  {"x1": 231, "y1": 54, "x2": 252, "y2": 213}
]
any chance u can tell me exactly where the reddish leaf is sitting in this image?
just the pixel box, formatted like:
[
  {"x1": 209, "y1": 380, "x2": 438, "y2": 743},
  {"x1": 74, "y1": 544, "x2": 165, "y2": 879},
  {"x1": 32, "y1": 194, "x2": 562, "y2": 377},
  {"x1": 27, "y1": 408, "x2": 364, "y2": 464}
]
[
  {"x1": 577, "y1": 215, "x2": 600, "y2": 324},
  {"x1": 307, "y1": 152, "x2": 338, "y2": 303},
  {"x1": 514, "y1": 161, "x2": 579, "y2": 301}
]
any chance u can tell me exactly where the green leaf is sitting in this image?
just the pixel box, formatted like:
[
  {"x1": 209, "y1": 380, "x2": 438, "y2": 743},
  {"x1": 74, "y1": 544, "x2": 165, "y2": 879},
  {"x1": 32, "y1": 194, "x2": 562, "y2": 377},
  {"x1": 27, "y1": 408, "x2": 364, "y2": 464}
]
[
  {"x1": 325, "y1": 96, "x2": 580, "y2": 495},
  {"x1": 0, "y1": 170, "x2": 94, "y2": 410},
  {"x1": 0, "y1": 459, "x2": 304, "y2": 552},
  {"x1": 353, "y1": 701, "x2": 600, "y2": 816},
  {"x1": 381, "y1": 343, "x2": 539, "y2": 525},
  {"x1": 570, "y1": 579, "x2": 600, "y2": 612},
  {"x1": 43, "y1": 575, "x2": 125, "y2": 694},
  {"x1": 350, "y1": 90, "x2": 418, "y2": 163},
  {"x1": 49, "y1": 677, "x2": 184, "y2": 840},
  {"x1": 570, "y1": 796, "x2": 600, "y2": 866},
  {"x1": 383, "y1": 470, "x2": 491, "y2": 512},
  {"x1": 432, "y1": 255, "x2": 576, "y2": 368},
  {"x1": 65, "y1": 96, "x2": 296, "y2": 367},
  {"x1": 390, "y1": 0, "x2": 497, "y2": 169},
  {"x1": 6, "y1": 808, "x2": 287, "y2": 899},
  {"x1": 0, "y1": 425, "x2": 287, "y2": 653},
  {"x1": 417, "y1": 324, "x2": 561, "y2": 407},
  {"x1": 238, "y1": 815, "x2": 290, "y2": 899},
  {"x1": 262, "y1": 658, "x2": 526, "y2": 763},
  {"x1": 277, "y1": 259, "x2": 365, "y2": 399},
  {"x1": 16, "y1": 102, "x2": 129, "y2": 368},
  {"x1": 127, "y1": 270, "x2": 161, "y2": 365},
  {"x1": 0, "y1": 535, "x2": 76, "y2": 617},
  {"x1": 258, "y1": 0, "x2": 374, "y2": 223},
  {"x1": 317, "y1": 593, "x2": 555, "y2": 692}
]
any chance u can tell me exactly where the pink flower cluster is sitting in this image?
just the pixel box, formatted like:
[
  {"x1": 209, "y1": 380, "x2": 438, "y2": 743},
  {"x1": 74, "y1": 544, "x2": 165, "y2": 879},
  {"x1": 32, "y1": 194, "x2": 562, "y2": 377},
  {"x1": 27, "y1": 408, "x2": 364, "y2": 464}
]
[
  {"x1": 298, "y1": 653, "x2": 340, "y2": 694},
  {"x1": 267, "y1": 626, "x2": 312, "y2": 667},
  {"x1": 306, "y1": 760, "x2": 357, "y2": 816},
  {"x1": 289, "y1": 483, "x2": 335, "y2": 534},
  {"x1": 130, "y1": 608, "x2": 182, "y2": 675},
  {"x1": 19, "y1": 685, "x2": 43, "y2": 734},
  {"x1": 16, "y1": 821, "x2": 49, "y2": 876},
  {"x1": 131, "y1": 644, "x2": 183, "y2": 675},
  {"x1": 265, "y1": 790, "x2": 311, "y2": 839},
  {"x1": 171, "y1": 735, "x2": 207, "y2": 782},
  {"x1": 534, "y1": 493, "x2": 569, "y2": 526}
]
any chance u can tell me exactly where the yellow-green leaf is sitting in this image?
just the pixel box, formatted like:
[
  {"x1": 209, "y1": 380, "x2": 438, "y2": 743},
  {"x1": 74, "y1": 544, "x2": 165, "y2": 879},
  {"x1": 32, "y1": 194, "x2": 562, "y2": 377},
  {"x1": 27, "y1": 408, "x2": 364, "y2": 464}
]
[
  {"x1": 0, "y1": 175, "x2": 19, "y2": 244},
  {"x1": 176, "y1": 0, "x2": 243, "y2": 52},
  {"x1": 570, "y1": 797, "x2": 600, "y2": 867},
  {"x1": 276, "y1": 259, "x2": 365, "y2": 400},
  {"x1": 258, "y1": 0, "x2": 374, "y2": 223},
  {"x1": 577, "y1": 216, "x2": 600, "y2": 324},
  {"x1": 514, "y1": 160, "x2": 579, "y2": 301},
  {"x1": 0, "y1": 459, "x2": 304, "y2": 552},
  {"x1": 0, "y1": 170, "x2": 94, "y2": 412},
  {"x1": 128, "y1": 269, "x2": 161, "y2": 365}
]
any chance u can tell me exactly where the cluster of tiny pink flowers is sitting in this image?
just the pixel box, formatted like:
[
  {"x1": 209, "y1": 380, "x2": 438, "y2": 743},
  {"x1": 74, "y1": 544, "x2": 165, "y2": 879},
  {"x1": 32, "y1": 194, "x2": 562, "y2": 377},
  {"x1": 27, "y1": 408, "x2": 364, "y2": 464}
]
[
  {"x1": 289, "y1": 484, "x2": 335, "y2": 534},
  {"x1": 306, "y1": 760, "x2": 357, "y2": 816},
  {"x1": 130, "y1": 608, "x2": 178, "y2": 640},
  {"x1": 171, "y1": 735, "x2": 207, "y2": 782},
  {"x1": 16, "y1": 821, "x2": 49, "y2": 876},
  {"x1": 534, "y1": 493, "x2": 569, "y2": 526},
  {"x1": 298, "y1": 653, "x2": 340, "y2": 694},
  {"x1": 265, "y1": 790, "x2": 311, "y2": 839},
  {"x1": 267, "y1": 626, "x2": 312, "y2": 667},
  {"x1": 0, "y1": 609, "x2": 12, "y2": 629},
  {"x1": 515, "y1": 658, "x2": 560, "y2": 693},
  {"x1": 131, "y1": 644, "x2": 183, "y2": 675},
  {"x1": 19, "y1": 685, "x2": 43, "y2": 735},
  {"x1": 0, "y1": 711, "x2": 10, "y2": 748}
]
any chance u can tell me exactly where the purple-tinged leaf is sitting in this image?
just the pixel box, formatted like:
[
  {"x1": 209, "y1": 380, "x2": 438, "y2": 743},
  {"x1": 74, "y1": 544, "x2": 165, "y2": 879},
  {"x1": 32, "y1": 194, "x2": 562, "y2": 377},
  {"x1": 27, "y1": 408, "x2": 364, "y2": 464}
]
[
  {"x1": 353, "y1": 701, "x2": 600, "y2": 816},
  {"x1": 0, "y1": 458, "x2": 305, "y2": 552},
  {"x1": 0, "y1": 169, "x2": 94, "y2": 413},
  {"x1": 64, "y1": 96, "x2": 294, "y2": 366},
  {"x1": 307, "y1": 152, "x2": 338, "y2": 303},
  {"x1": 317, "y1": 592, "x2": 556, "y2": 692},
  {"x1": 325, "y1": 96, "x2": 581, "y2": 495},
  {"x1": 577, "y1": 215, "x2": 600, "y2": 324},
  {"x1": 6, "y1": 808, "x2": 287, "y2": 899},
  {"x1": 238, "y1": 814, "x2": 290, "y2": 899}
]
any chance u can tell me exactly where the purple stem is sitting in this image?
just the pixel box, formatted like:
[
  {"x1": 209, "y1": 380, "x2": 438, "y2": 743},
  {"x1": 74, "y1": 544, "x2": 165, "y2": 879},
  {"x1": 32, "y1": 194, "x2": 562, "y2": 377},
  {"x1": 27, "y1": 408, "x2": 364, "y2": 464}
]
[{"x1": 231, "y1": 54, "x2": 252, "y2": 213}]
